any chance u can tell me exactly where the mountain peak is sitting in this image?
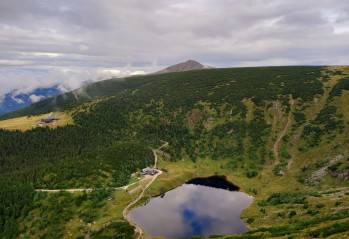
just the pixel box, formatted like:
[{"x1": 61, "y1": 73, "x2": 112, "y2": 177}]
[
  {"x1": 154, "y1": 59, "x2": 211, "y2": 75},
  {"x1": 185, "y1": 59, "x2": 200, "y2": 63}
]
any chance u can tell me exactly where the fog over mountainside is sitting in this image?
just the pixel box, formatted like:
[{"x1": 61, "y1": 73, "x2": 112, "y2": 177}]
[{"x1": 0, "y1": 60, "x2": 208, "y2": 118}]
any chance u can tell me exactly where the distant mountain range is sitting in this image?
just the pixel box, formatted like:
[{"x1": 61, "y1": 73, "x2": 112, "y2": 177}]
[{"x1": 0, "y1": 87, "x2": 61, "y2": 115}]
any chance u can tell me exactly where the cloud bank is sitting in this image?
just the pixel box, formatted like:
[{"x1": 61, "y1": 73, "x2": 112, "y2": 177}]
[{"x1": 0, "y1": 0, "x2": 348, "y2": 96}]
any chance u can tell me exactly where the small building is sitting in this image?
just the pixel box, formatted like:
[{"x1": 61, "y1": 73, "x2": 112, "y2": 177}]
[
  {"x1": 107, "y1": 194, "x2": 116, "y2": 201},
  {"x1": 37, "y1": 114, "x2": 59, "y2": 126},
  {"x1": 41, "y1": 115, "x2": 59, "y2": 123},
  {"x1": 141, "y1": 167, "x2": 158, "y2": 175}
]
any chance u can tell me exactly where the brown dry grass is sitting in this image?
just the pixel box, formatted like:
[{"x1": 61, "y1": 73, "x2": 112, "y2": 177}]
[{"x1": 0, "y1": 112, "x2": 73, "y2": 131}]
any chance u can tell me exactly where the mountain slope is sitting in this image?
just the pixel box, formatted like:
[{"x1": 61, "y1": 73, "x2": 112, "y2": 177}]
[
  {"x1": 0, "y1": 60, "x2": 210, "y2": 120},
  {"x1": 0, "y1": 66, "x2": 348, "y2": 239},
  {"x1": 0, "y1": 75, "x2": 158, "y2": 120}
]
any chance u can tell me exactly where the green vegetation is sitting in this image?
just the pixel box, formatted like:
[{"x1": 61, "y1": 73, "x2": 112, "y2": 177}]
[
  {"x1": 309, "y1": 221, "x2": 349, "y2": 237},
  {"x1": 245, "y1": 210, "x2": 349, "y2": 238},
  {"x1": 302, "y1": 104, "x2": 344, "y2": 147},
  {"x1": 329, "y1": 77, "x2": 349, "y2": 99},
  {"x1": 0, "y1": 66, "x2": 348, "y2": 238},
  {"x1": 258, "y1": 192, "x2": 308, "y2": 206}
]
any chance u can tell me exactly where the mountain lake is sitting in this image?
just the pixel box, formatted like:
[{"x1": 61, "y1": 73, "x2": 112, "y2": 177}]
[{"x1": 129, "y1": 175, "x2": 253, "y2": 238}]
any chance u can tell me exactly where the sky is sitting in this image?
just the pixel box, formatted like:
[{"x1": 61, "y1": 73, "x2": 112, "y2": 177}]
[{"x1": 1, "y1": 0, "x2": 349, "y2": 101}]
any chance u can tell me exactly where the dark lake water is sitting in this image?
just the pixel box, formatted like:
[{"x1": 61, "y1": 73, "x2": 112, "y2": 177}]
[{"x1": 130, "y1": 177, "x2": 253, "y2": 238}]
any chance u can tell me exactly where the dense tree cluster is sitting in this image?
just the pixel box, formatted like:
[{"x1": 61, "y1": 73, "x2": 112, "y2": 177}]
[
  {"x1": 329, "y1": 77, "x2": 349, "y2": 99},
  {"x1": 302, "y1": 105, "x2": 344, "y2": 147}
]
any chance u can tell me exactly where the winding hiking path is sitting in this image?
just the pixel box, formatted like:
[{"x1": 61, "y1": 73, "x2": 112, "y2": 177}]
[
  {"x1": 123, "y1": 141, "x2": 167, "y2": 239},
  {"x1": 153, "y1": 141, "x2": 168, "y2": 168},
  {"x1": 272, "y1": 98, "x2": 294, "y2": 163},
  {"x1": 123, "y1": 170, "x2": 162, "y2": 239},
  {"x1": 35, "y1": 180, "x2": 142, "y2": 193}
]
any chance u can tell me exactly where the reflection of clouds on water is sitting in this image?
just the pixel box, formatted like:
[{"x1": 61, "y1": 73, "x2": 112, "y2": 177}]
[
  {"x1": 130, "y1": 184, "x2": 253, "y2": 238},
  {"x1": 179, "y1": 185, "x2": 253, "y2": 237},
  {"x1": 182, "y1": 208, "x2": 212, "y2": 237},
  {"x1": 130, "y1": 196, "x2": 190, "y2": 237}
]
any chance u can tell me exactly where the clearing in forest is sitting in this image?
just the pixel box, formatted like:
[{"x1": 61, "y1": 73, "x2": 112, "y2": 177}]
[{"x1": 0, "y1": 112, "x2": 73, "y2": 131}]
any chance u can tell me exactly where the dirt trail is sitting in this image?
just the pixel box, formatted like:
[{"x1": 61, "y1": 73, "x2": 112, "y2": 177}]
[
  {"x1": 153, "y1": 141, "x2": 168, "y2": 168},
  {"x1": 123, "y1": 142, "x2": 168, "y2": 239},
  {"x1": 123, "y1": 171, "x2": 162, "y2": 239},
  {"x1": 272, "y1": 98, "x2": 294, "y2": 163},
  {"x1": 35, "y1": 180, "x2": 143, "y2": 193}
]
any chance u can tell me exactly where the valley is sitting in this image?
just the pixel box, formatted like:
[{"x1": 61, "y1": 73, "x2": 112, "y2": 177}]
[{"x1": 0, "y1": 65, "x2": 348, "y2": 238}]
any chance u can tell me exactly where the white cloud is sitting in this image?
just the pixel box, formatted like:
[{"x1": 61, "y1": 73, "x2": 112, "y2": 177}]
[
  {"x1": 130, "y1": 70, "x2": 146, "y2": 76},
  {"x1": 29, "y1": 94, "x2": 45, "y2": 103},
  {"x1": 102, "y1": 69, "x2": 121, "y2": 75},
  {"x1": 333, "y1": 23, "x2": 349, "y2": 34},
  {"x1": 11, "y1": 95, "x2": 24, "y2": 104},
  {"x1": 32, "y1": 52, "x2": 61, "y2": 57},
  {"x1": 0, "y1": 60, "x2": 32, "y2": 66}
]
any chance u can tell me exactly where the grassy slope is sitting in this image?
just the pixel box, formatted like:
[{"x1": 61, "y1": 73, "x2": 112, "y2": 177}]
[
  {"x1": 0, "y1": 111, "x2": 72, "y2": 131},
  {"x1": 9, "y1": 66, "x2": 349, "y2": 238}
]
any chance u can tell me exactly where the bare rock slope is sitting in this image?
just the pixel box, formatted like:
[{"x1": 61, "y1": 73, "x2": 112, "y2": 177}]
[{"x1": 154, "y1": 60, "x2": 211, "y2": 74}]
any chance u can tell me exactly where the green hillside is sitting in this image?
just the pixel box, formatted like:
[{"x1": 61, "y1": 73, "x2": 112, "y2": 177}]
[{"x1": 0, "y1": 66, "x2": 348, "y2": 239}]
